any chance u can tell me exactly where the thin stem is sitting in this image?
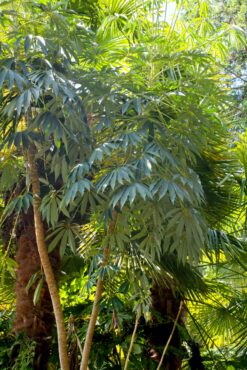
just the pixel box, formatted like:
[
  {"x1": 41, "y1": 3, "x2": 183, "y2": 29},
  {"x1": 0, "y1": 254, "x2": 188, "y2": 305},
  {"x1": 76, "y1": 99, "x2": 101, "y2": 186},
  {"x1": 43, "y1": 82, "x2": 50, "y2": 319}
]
[
  {"x1": 27, "y1": 141, "x2": 69, "y2": 370},
  {"x1": 80, "y1": 210, "x2": 118, "y2": 370},
  {"x1": 80, "y1": 275, "x2": 104, "y2": 370},
  {"x1": 123, "y1": 312, "x2": 140, "y2": 370},
  {"x1": 156, "y1": 301, "x2": 183, "y2": 370}
]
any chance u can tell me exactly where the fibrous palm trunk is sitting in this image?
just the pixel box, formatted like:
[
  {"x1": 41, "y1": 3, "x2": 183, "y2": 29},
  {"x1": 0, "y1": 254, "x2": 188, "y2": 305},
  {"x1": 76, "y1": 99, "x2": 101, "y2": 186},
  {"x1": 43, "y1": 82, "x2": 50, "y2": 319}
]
[
  {"x1": 14, "y1": 210, "x2": 58, "y2": 369},
  {"x1": 2, "y1": 185, "x2": 58, "y2": 368},
  {"x1": 147, "y1": 283, "x2": 184, "y2": 369},
  {"x1": 5, "y1": 140, "x2": 69, "y2": 369},
  {"x1": 148, "y1": 283, "x2": 205, "y2": 370}
]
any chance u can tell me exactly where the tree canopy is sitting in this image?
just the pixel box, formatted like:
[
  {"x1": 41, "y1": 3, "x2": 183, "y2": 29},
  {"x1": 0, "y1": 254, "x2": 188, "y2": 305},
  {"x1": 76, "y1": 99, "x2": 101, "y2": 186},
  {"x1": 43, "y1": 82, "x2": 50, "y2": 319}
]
[{"x1": 0, "y1": 1, "x2": 246, "y2": 369}]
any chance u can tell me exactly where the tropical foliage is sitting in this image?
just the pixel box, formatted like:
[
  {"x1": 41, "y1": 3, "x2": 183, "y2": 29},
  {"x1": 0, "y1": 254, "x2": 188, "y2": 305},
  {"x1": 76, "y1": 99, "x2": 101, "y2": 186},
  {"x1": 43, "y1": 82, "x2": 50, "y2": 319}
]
[{"x1": 0, "y1": 0, "x2": 246, "y2": 369}]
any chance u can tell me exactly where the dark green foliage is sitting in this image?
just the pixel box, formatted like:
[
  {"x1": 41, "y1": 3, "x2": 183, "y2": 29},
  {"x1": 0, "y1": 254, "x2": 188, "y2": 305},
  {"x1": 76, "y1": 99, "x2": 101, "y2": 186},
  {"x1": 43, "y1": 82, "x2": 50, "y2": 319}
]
[{"x1": 0, "y1": 0, "x2": 246, "y2": 369}]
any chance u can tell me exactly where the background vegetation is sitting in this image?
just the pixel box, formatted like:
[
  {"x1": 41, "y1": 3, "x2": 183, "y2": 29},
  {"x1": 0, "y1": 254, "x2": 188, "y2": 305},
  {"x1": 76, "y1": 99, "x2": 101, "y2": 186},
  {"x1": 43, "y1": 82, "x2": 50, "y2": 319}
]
[{"x1": 0, "y1": 0, "x2": 246, "y2": 369}]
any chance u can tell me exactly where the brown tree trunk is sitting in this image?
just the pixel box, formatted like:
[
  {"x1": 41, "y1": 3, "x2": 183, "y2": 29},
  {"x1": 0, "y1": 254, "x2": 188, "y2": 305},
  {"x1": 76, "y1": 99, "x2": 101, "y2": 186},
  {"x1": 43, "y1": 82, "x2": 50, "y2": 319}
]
[
  {"x1": 14, "y1": 210, "x2": 59, "y2": 369},
  {"x1": 27, "y1": 144, "x2": 69, "y2": 370},
  {"x1": 80, "y1": 275, "x2": 104, "y2": 370},
  {"x1": 2, "y1": 179, "x2": 59, "y2": 369},
  {"x1": 147, "y1": 283, "x2": 184, "y2": 370}
]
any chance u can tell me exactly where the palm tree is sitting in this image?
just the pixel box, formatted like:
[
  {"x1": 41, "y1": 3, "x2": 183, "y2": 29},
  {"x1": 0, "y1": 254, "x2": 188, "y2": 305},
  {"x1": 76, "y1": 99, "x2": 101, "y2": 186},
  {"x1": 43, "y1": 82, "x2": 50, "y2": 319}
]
[{"x1": 0, "y1": 1, "x2": 246, "y2": 369}]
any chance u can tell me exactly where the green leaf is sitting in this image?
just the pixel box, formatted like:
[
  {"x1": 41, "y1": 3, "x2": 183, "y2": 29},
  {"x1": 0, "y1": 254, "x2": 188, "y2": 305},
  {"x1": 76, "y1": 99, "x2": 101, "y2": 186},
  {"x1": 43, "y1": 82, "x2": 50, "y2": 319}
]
[
  {"x1": 60, "y1": 230, "x2": 68, "y2": 258},
  {"x1": 25, "y1": 272, "x2": 40, "y2": 294},
  {"x1": 16, "y1": 93, "x2": 24, "y2": 116},
  {"x1": 68, "y1": 230, "x2": 76, "y2": 253},
  {"x1": 0, "y1": 68, "x2": 8, "y2": 88},
  {"x1": 24, "y1": 34, "x2": 32, "y2": 53},
  {"x1": 133, "y1": 98, "x2": 142, "y2": 114},
  {"x1": 118, "y1": 281, "x2": 129, "y2": 294},
  {"x1": 122, "y1": 99, "x2": 131, "y2": 114},
  {"x1": 48, "y1": 230, "x2": 64, "y2": 253},
  {"x1": 33, "y1": 279, "x2": 43, "y2": 306}
]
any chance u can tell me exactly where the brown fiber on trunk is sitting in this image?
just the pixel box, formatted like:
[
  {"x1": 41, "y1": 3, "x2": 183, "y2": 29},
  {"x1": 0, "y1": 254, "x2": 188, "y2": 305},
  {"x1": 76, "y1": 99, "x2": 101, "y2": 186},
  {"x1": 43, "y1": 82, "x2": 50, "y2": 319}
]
[
  {"x1": 1, "y1": 180, "x2": 58, "y2": 369},
  {"x1": 14, "y1": 210, "x2": 60, "y2": 369},
  {"x1": 147, "y1": 283, "x2": 184, "y2": 370}
]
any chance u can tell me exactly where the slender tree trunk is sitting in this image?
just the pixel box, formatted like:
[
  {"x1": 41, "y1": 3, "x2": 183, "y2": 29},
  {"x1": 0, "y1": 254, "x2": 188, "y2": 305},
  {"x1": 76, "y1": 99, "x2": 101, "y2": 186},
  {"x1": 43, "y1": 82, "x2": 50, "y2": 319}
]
[
  {"x1": 80, "y1": 275, "x2": 104, "y2": 370},
  {"x1": 80, "y1": 211, "x2": 118, "y2": 370},
  {"x1": 123, "y1": 312, "x2": 140, "y2": 370},
  {"x1": 27, "y1": 144, "x2": 69, "y2": 370}
]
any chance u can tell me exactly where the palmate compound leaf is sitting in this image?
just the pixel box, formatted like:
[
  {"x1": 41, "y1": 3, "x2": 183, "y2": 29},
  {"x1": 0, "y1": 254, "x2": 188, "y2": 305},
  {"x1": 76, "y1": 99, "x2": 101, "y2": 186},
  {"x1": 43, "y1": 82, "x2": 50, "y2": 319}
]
[
  {"x1": 1, "y1": 87, "x2": 39, "y2": 120},
  {"x1": 34, "y1": 111, "x2": 64, "y2": 139},
  {"x1": 49, "y1": 152, "x2": 70, "y2": 182},
  {"x1": 40, "y1": 191, "x2": 64, "y2": 227},
  {"x1": 3, "y1": 193, "x2": 33, "y2": 217},
  {"x1": 144, "y1": 142, "x2": 176, "y2": 165},
  {"x1": 162, "y1": 206, "x2": 207, "y2": 262},
  {"x1": 96, "y1": 165, "x2": 134, "y2": 192},
  {"x1": 46, "y1": 221, "x2": 80, "y2": 257},
  {"x1": 63, "y1": 178, "x2": 91, "y2": 206},
  {"x1": 88, "y1": 143, "x2": 118, "y2": 165},
  {"x1": 68, "y1": 163, "x2": 90, "y2": 182},
  {"x1": 121, "y1": 98, "x2": 142, "y2": 115},
  {"x1": 111, "y1": 182, "x2": 152, "y2": 208},
  {"x1": 0, "y1": 67, "x2": 26, "y2": 91},
  {"x1": 138, "y1": 233, "x2": 163, "y2": 261},
  {"x1": 150, "y1": 179, "x2": 197, "y2": 204},
  {"x1": 117, "y1": 131, "x2": 143, "y2": 148},
  {"x1": 131, "y1": 153, "x2": 157, "y2": 178},
  {"x1": 7, "y1": 131, "x2": 31, "y2": 149},
  {"x1": 88, "y1": 131, "x2": 144, "y2": 166},
  {"x1": 1, "y1": 130, "x2": 42, "y2": 151}
]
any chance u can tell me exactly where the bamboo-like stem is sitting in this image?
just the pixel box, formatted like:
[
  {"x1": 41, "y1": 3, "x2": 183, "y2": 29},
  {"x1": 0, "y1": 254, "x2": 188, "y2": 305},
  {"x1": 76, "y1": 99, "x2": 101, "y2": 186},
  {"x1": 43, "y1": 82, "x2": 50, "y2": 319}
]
[
  {"x1": 123, "y1": 311, "x2": 140, "y2": 370},
  {"x1": 79, "y1": 276, "x2": 104, "y2": 370},
  {"x1": 27, "y1": 143, "x2": 69, "y2": 370},
  {"x1": 80, "y1": 211, "x2": 118, "y2": 370},
  {"x1": 156, "y1": 301, "x2": 183, "y2": 370}
]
